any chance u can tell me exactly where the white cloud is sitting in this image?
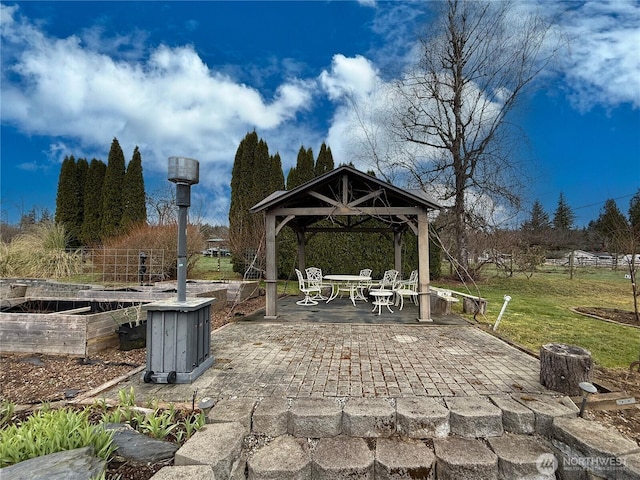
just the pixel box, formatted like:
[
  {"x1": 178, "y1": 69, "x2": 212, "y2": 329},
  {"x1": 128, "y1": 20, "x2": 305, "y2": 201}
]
[
  {"x1": 319, "y1": 54, "x2": 378, "y2": 101},
  {"x1": 0, "y1": 3, "x2": 316, "y2": 224},
  {"x1": 556, "y1": 0, "x2": 640, "y2": 110}
]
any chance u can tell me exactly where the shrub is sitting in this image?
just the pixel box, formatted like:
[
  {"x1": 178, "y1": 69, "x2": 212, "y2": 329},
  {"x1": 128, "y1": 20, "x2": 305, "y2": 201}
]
[{"x1": 96, "y1": 223, "x2": 205, "y2": 282}]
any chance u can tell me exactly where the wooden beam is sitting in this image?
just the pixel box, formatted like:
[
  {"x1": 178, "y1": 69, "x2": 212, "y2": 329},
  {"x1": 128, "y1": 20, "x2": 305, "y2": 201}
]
[
  {"x1": 308, "y1": 190, "x2": 342, "y2": 208},
  {"x1": 275, "y1": 215, "x2": 295, "y2": 236},
  {"x1": 398, "y1": 215, "x2": 418, "y2": 235},
  {"x1": 348, "y1": 189, "x2": 383, "y2": 208},
  {"x1": 342, "y1": 174, "x2": 348, "y2": 204},
  {"x1": 271, "y1": 206, "x2": 424, "y2": 216},
  {"x1": 305, "y1": 227, "x2": 394, "y2": 233}
]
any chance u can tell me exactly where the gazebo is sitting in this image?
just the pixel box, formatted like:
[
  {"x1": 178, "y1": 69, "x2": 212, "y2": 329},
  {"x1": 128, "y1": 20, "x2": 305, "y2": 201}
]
[{"x1": 249, "y1": 166, "x2": 441, "y2": 321}]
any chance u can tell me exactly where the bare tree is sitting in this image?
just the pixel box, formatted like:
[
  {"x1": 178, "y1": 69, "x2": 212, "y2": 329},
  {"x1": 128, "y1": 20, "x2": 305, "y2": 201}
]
[{"x1": 388, "y1": 0, "x2": 559, "y2": 276}]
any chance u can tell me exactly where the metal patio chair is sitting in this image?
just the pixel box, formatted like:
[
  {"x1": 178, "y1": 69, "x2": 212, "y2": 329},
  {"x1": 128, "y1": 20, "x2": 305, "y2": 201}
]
[
  {"x1": 295, "y1": 268, "x2": 321, "y2": 305},
  {"x1": 305, "y1": 267, "x2": 332, "y2": 300},
  {"x1": 393, "y1": 269, "x2": 419, "y2": 310}
]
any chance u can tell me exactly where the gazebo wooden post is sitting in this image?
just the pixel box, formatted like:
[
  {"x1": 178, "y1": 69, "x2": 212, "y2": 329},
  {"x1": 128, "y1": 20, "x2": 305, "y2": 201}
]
[
  {"x1": 296, "y1": 230, "x2": 306, "y2": 272},
  {"x1": 417, "y1": 212, "x2": 432, "y2": 322},
  {"x1": 394, "y1": 231, "x2": 402, "y2": 274},
  {"x1": 264, "y1": 213, "x2": 278, "y2": 319}
]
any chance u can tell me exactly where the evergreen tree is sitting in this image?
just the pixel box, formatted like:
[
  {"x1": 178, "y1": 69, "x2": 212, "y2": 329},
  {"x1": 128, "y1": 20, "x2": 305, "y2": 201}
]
[
  {"x1": 55, "y1": 155, "x2": 80, "y2": 245},
  {"x1": 101, "y1": 138, "x2": 126, "y2": 238},
  {"x1": 593, "y1": 199, "x2": 629, "y2": 255},
  {"x1": 629, "y1": 189, "x2": 640, "y2": 231},
  {"x1": 81, "y1": 159, "x2": 107, "y2": 245},
  {"x1": 287, "y1": 146, "x2": 315, "y2": 189},
  {"x1": 122, "y1": 146, "x2": 147, "y2": 227},
  {"x1": 76, "y1": 158, "x2": 89, "y2": 242},
  {"x1": 521, "y1": 200, "x2": 551, "y2": 247},
  {"x1": 229, "y1": 131, "x2": 284, "y2": 274},
  {"x1": 315, "y1": 142, "x2": 334, "y2": 176},
  {"x1": 269, "y1": 153, "x2": 285, "y2": 194},
  {"x1": 553, "y1": 193, "x2": 575, "y2": 231}
]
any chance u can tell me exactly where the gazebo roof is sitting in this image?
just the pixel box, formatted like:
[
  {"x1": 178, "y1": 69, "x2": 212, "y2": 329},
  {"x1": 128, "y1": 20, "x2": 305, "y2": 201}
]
[{"x1": 250, "y1": 165, "x2": 441, "y2": 231}]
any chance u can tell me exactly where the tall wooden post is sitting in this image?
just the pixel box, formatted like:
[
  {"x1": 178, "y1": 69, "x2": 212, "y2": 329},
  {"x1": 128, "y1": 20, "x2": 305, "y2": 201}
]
[
  {"x1": 394, "y1": 231, "x2": 402, "y2": 274},
  {"x1": 296, "y1": 230, "x2": 306, "y2": 272},
  {"x1": 417, "y1": 212, "x2": 432, "y2": 322},
  {"x1": 265, "y1": 214, "x2": 278, "y2": 319}
]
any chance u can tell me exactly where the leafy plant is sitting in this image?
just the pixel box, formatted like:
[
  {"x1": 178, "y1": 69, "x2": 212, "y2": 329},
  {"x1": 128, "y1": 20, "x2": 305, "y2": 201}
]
[
  {"x1": 0, "y1": 406, "x2": 115, "y2": 468},
  {"x1": 0, "y1": 402, "x2": 15, "y2": 429},
  {"x1": 138, "y1": 409, "x2": 178, "y2": 439},
  {"x1": 117, "y1": 387, "x2": 136, "y2": 407}
]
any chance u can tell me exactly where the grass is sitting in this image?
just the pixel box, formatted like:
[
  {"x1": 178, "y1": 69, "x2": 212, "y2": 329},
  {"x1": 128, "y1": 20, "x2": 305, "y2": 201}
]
[
  {"x1": 190, "y1": 255, "x2": 237, "y2": 280},
  {"x1": 435, "y1": 265, "x2": 640, "y2": 369}
]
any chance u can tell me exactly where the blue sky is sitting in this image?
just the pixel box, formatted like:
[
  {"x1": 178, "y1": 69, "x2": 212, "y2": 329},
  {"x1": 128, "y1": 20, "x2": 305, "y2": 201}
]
[{"x1": 1, "y1": 1, "x2": 639, "y2": 228}]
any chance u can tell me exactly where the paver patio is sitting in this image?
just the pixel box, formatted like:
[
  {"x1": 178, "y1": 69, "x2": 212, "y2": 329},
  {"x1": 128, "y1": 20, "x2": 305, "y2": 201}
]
[{"x1": 99, "y1": 296, "x2": 548, "y2": 404}]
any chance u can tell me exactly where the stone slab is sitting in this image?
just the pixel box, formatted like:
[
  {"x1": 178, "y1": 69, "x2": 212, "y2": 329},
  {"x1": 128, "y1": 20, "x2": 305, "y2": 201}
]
[
  {"x1": 343, "y1": 398, "x2": 396, "y2": 438},
  {"x1": 207, "y1": 397, "x2": 257, "y2": 434},
  {"x1": 248, "y1": 435, "x2": 311, "y2": 480},
  {"x1": 434, "y1": 436, "x2": 498, "y2": 480},
  {"x1": 375, "y1": 437, "x2": 435, "y2": 480},
  {"x1": 289, "y1": 398, "x2": 342, "y2": 438},
  {"x1": 488, "y1": 433, "x2": 556, "y2": 479},
  {"x1": 489, "y1": 395, "x2": 535, "y2": 435},
  {"x1": 174, "y1": 422, "x2": 245, "y2": 479},
  {"x1": 513, "y1": 394, "x2": 578, "y2": 437},
  {"x1": 446, "y1": 396, "x2": 504, "y2": 438},
  {"x1": 396, "y1": 397, "x2": 450, "y2": 438},
  {"x1": 552, "y1": 417, "x2": 640, "y2": 479},
  {"x1": 252, "y1": 397, "x2": 289, "y2": 437},
  {"x1": 106, "y1": 423, "x2": 178, "y2": 462},
  {"x1": 150, "y1": 465, "x2": 215, "y2": 480},
  {"x1": 617, "y1": 451, "x2": 640, "y2": 480},
  {"x1": 0, "y1": 446, "x2": 105, "y2": 480},
  {"x1": 312, "y1": 436, "x2": 374, "y2": 480}
]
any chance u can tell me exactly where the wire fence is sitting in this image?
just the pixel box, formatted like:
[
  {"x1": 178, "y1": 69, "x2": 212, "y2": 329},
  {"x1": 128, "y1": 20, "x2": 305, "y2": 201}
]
[{"x1": 76, "y1": 248, "x2": 166, "y2": 284}]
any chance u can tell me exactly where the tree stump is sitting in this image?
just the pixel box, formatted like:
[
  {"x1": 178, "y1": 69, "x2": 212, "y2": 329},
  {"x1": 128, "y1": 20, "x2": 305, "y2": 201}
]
[{"x1": 539, "y1": 343, "x2": 592, "y2": 396}]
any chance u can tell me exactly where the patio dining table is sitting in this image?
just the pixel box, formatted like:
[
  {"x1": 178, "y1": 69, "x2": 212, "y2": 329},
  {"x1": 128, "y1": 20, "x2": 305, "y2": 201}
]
[{"x1": 324, "y1": 274, "x2": 372, "y2": 306}]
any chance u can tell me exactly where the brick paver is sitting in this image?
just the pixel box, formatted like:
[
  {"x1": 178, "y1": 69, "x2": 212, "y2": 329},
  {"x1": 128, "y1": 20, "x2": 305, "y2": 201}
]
[
  {"x1": 193, "y1": 323, "x2": 546, "y2": 399},
  {"x1": 102, "y1": 313, "x2": 548, "y2": 404}
]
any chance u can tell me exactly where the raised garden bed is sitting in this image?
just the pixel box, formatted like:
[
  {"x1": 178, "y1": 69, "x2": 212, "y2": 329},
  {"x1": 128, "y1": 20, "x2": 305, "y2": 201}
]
[{"x1": 0, "y1": 299, "x2": 147, "y2": 357}]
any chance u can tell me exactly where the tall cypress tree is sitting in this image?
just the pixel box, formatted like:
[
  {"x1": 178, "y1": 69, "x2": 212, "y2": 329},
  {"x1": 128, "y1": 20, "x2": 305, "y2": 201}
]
[
  {"x1": 229, "y1": 131, "x2": 260, "y2": 273},
  {"x1": 81, "y1": 159, "x2": 106, "y2": 245},
  {"x1": 122, "y1": 146, "x2": 147, "y2": 227},
  {"x1": 55, "y1": 155, "x2": 80, "y2": 245},
  {"x1": 315, "y1": 142, "x2": 334, "y2": 176},
  {"x1": 101, "y1": 138, "x2": 126, "y2": 238},
  {"x1": 287, "y1": 146, "x2": 315, "y2": 189}
]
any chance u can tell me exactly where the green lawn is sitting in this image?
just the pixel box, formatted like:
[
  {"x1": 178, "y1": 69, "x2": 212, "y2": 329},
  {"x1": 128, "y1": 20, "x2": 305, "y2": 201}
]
[{"x1": 435, "y1": 266, "x2": 639, "y2": 369}]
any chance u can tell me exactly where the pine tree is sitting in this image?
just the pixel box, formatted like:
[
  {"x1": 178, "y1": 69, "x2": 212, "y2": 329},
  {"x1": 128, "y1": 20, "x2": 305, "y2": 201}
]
[
  {"x1": 122, "y1": 146, "x2": 147, "y2": 227},
  {"x1": 521, "y1": 200, "x2": 551, "y2": 247},
  {"x1": 594, "y1": 199, "x2": 629, "y2": 255},
  {"x1": 55, "y1": 155, "x2": 80, "y2": 245},
  {"x1": 553, "y1": 193, "x2": 575, "y2": 231},
  {"x1": 101, "y1": 138, "x2": 126, "y2": 238},
  {"x1": 315, "y1": 142, "x2": 334, "y2": 176},
  {"x1": 81, "y1": 159, "x2": 107, "y2": 245}
]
